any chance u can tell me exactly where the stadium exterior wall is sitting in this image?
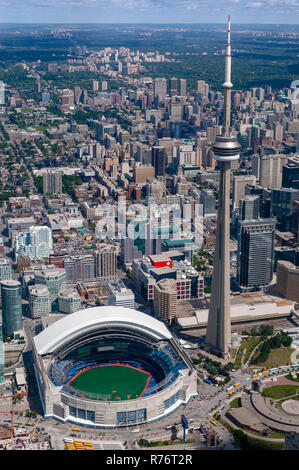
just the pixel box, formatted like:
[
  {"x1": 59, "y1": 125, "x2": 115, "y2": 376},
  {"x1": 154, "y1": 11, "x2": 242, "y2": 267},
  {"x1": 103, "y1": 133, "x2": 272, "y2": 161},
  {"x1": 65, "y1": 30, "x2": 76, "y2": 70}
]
[{"x1": 35, "y1": 367, "x2": 197, "y2": 427}]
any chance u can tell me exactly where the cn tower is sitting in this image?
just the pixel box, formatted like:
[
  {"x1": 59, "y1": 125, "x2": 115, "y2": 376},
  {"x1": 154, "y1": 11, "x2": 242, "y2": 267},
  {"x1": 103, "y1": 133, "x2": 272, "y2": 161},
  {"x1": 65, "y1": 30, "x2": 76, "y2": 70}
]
[{"x1": 205, "y1": 16, "x2": 240, "y2": 359}]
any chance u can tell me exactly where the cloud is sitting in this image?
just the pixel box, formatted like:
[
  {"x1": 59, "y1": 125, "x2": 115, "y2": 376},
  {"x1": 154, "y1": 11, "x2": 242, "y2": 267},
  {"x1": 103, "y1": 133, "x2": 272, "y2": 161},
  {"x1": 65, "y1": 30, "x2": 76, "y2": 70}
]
[{"x1": 247, "y1": 1, "x2": 263, "y2": 7}]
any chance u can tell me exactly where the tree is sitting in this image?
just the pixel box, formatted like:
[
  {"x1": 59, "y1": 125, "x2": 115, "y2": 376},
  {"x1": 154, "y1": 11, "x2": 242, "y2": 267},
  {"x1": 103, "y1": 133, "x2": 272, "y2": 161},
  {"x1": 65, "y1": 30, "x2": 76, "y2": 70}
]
[
  {"x1": 259, "y1": 324, "x2": 274, "y2": 337},
  {"x1": 233, "y1": 429, "x2": 249, "y2": 449}
]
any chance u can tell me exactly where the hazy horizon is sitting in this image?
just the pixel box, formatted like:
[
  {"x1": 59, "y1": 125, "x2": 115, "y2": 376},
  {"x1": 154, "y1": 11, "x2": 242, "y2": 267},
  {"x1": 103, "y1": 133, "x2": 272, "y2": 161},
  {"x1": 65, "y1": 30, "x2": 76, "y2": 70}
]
[{"x1": 1, "y1": 0, "x2": 299, "y2": 25}]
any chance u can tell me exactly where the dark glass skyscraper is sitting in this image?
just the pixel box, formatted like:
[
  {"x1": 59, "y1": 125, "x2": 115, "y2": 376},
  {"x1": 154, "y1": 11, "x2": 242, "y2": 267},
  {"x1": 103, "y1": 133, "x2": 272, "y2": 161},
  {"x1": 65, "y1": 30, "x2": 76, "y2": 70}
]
[
  {"x1": 1, "y1": 280, "x2": 22, "y2": 338},
  {"x1": 0, "y1": 323, "x2": 4, "y2": 385},
  {"x1": 270, "y1": 188, "x2": 299, "y2": 232},
  {"x1": 152, "y1": 146, "x2": 166, "y2": 177},
  {"x1": 237, "y1": 219, "x2": 276, "y2": 291}
]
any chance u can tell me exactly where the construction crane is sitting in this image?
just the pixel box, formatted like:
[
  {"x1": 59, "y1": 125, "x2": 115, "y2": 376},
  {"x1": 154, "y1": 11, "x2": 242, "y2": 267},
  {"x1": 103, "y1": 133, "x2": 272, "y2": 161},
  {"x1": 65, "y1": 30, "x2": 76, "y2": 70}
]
[{"x1": 0, "y1": 409, "x2": 27, "y2": 437}]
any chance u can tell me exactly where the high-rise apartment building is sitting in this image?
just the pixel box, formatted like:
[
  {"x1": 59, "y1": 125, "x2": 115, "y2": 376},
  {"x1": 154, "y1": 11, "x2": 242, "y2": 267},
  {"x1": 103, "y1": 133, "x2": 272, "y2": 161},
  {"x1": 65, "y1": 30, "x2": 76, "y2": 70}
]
[
  {"x1": 153, "y1": 278, "x2": 177, "y2": 323},
  {"x1": 15, "y1": 226, "x2": 53, "y2": 261},
  {"x1": 95, "y1": 245, "x2": 118, "y2": 281},
  {"x1": 43, "y1": 170, "x2": 62, "y2": 195},
  {"x1": 1, "y1": 280, "x2": 22, "y2": 338},
  {"x1": 237, "y1": 219, "x2": 275, "y2": 291},
  {"x1": 64, "y1": 255, "x2": 96, "y2": 283}
]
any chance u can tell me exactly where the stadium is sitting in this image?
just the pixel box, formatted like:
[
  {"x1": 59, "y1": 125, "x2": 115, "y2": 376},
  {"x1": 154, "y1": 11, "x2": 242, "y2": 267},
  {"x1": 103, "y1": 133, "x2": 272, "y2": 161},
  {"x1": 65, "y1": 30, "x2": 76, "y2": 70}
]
[{"x1": 32, "y1": 306, "x2": 198, "y2": 427}]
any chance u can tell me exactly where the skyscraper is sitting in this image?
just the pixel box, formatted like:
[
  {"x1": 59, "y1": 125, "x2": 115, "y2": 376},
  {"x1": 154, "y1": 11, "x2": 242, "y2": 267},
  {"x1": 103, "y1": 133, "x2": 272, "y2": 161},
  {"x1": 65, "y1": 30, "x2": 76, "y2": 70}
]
[
  {"x1": 15, "y1": 226, "x2": 53, "y2": 261},
  {"x1": 239, "y1": 195, "x2": 260, "y2": 221},
  {"x1": 152, "y1": 146, "x2": 166, "y2": 177},
  {"x1": 169, "y1": 77, "x2": 178, "y2": 97},
  {"x1": 232, "y1": 174, "x2": 256, "y2": 210},
  {"x1": 178, "y1": 79, "x2": 187, "y2": 97},
  {"x1": 153, "y1": 278, "x2": 177, "y2": 324},
  {"x1": 1, "y1": 280, "x2": 22, "y2": 338},
  {"x1": 237, "y1": 219, "x2": 275, "y2": 291},
  {"x1": 270, "y1": 188, "x2": 299, "y2": 232},
  {"x1": 205, "y1": 17, "x2": 241, "y2": 359},
  {"x1": 0, "y1": 324, "x2": 4, "y2": 385},
  {"x1": 95, "y1": 245, "x2": 118, "y2": 281},
  {"x1": 153, "y1": 78, "x2": 167, "y2": 101}
]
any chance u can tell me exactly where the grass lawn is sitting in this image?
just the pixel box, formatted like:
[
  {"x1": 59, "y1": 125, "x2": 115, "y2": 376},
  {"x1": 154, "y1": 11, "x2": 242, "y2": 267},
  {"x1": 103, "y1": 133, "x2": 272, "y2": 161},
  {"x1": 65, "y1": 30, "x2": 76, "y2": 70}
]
[
  {"x1": 234, "y1": 337, "x2": 262, "y2": 369},
  {"x1": 229, "y1": 397, "x2": 241, "y2": 409},
  {"x1": 246, "y1": 436, "x2": 284, "y2": 451},
  {"x1": 69, "y1": 364, "x2": 151, "y2": 401},
  {"x1": 242, "y1": 337, "x2": 262, "y2": 363},
  {"x1": 262, "y1": 384, "x2": 299, "y2": 399},
  {"x1": 250, "y1": 347, "x2": 295, "y2": 369}
]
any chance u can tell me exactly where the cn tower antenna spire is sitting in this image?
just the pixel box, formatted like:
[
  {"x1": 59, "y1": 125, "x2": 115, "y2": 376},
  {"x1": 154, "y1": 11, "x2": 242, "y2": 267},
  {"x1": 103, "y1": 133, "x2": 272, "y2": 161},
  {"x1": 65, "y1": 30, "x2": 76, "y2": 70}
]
[{"x1": 223, "y1": 14, "x2": 233, "y2": 137}]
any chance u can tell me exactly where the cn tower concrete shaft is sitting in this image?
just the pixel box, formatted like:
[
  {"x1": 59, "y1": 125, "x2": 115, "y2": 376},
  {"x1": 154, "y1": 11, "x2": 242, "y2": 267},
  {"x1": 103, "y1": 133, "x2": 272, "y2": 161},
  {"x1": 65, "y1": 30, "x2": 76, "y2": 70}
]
[{"x1": 205, "y1": 160, "x2": 231, "y2": 358}]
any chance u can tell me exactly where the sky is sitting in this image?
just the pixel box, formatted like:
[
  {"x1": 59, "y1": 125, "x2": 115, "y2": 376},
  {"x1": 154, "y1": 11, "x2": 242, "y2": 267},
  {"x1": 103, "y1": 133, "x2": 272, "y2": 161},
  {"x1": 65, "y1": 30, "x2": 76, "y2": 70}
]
[{"x1": 1, "y1": 0, "x2": 299, "y2": 24}]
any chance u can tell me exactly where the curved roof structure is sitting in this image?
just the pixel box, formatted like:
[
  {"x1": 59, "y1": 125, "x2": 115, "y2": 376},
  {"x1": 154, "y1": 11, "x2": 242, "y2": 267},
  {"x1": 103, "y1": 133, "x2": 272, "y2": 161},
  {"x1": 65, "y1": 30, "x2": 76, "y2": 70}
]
[{"x1": 33, "y1": 306, "x2": 172, "y2": 356}]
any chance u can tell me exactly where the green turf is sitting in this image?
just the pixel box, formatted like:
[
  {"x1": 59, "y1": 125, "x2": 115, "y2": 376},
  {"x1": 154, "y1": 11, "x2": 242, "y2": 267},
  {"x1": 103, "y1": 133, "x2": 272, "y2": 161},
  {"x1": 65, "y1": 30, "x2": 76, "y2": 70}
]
[{"x1": 69, "y1": 365, "x2": 150, "y2": 401}]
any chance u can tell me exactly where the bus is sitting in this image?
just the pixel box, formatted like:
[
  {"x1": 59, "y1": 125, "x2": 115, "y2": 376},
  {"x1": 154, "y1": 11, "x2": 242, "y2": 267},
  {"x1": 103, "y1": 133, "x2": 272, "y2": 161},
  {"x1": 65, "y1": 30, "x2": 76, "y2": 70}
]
[
  {"x1": 234, "y1": 382, "x2": 240, "y2": 387},
  {"x1": 291, "y1": 364, "x2": 299, "y2": 369},
  {"x1": 262, "y1": 370, "x2": 269, "y2": 375},
  {"x1": 226, "y1": 386, "x2": 234, "y2": 392},
  {"x1": 210, "y1": 420, "x2": 218, "y2": 426},
  {"x1": 72, "y1": 428, "x2": 81, "y2": 432},
  {"x1": 228, "y1": 390, "x2": 235, "y2": 396},
  {"x1": 252, "y1": 374, "x2": 258, "y2": 379}
]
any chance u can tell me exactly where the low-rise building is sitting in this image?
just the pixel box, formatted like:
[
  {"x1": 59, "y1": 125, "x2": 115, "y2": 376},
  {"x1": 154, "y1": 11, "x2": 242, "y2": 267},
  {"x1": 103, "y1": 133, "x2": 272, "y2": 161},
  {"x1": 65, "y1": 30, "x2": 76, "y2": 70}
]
[{"x1": 108, "y1": 280, "x2": 135, "y2": 309}]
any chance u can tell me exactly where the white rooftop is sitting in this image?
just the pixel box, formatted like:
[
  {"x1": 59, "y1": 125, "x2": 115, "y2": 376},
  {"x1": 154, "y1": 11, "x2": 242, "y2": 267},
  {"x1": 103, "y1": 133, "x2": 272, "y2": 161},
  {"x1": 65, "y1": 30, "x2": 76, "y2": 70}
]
[{"x1": 33, "y1": 306, "x2": 172, "y2": 355}]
